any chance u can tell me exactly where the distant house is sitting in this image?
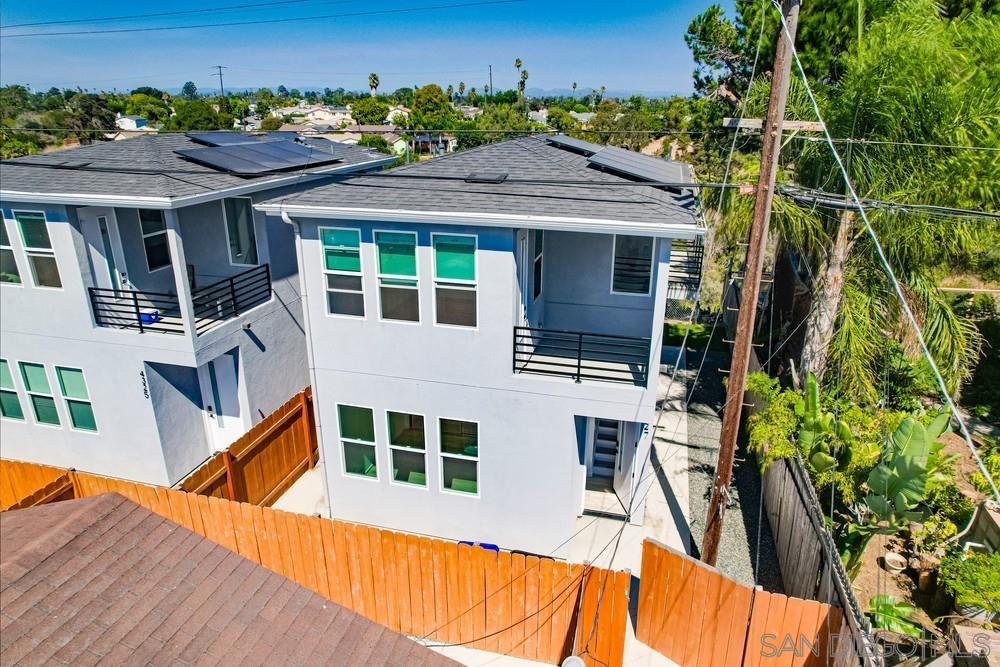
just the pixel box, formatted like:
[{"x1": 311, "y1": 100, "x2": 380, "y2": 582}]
[
  {"x1": 455, "y1": 105, "x2": 482, "y2": 119},
  {"x1": 528, "y1": 108, "x2": 549, "y2": 124},
  {"x1": 570, "y1": 111, "x2": 596, "y2": 126},
  {"x1": 272, "y1": 103, "x2": 353, "y2": 127},
  {"x1": 386, "y1": 105, "x2": 410, "y2": 124},
  {"x1": 114, "y1": 114, "x2": 150, "y2": 131},
  {"x1": 0, "y1": 133, "x2": 395, "y2": 486},
  {"x1": 411, "y1": 132, "x2": 457, "y2": 156},
  {"x1": 279, "y1": 121, "x2": 337, "y2": 134}
]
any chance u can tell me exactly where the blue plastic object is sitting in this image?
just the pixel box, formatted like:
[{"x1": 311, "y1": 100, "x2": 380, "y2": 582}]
[{"x1": 458, "y1": 540, "x2": 500, "y2": 552}]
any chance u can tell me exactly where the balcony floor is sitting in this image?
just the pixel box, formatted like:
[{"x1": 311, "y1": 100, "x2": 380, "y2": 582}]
[{"x1": 514, "y1": 334, "x2": 648, "y2": 386}]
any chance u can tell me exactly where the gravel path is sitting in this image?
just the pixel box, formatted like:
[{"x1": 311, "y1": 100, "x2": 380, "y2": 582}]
[{"x1": 674, "y1": 348, "x2": 784, "y2": 592}]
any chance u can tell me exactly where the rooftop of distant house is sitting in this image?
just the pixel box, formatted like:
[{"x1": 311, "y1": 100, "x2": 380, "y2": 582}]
[
  {"x1": 0, "y1": 131, "x2": 396, "y2": 207},
  {"x1": 0, "y1": 494, "x2": 458, "y2": 666},
  {"x1": 256, "y1": 134, "x2": 703, "y2": 237}
]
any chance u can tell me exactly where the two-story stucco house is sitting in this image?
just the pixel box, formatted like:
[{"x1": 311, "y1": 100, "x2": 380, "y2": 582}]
[
  {"x1": 256, "y1": 135, "x2": 704, "y2": 556},
  {"x1": 0, "y1": 132, "x2": 395, "y2": 486}
]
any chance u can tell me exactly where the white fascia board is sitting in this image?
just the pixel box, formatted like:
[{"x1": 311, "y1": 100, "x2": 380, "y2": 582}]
[
  {"x1": 254, "y1": 203, "x2": 706, "y2": 239},
  {"x1": 0, "y1": 156, "x2": 398, "y2": 210}
]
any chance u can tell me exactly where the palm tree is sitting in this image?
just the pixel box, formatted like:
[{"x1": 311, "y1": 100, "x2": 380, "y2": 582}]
[
  {"x1": 458, "y1": 81, "x2": 466, "y2": 100},
  {"x1": 572, "y1": 82, "x2": 577, "y2": 99},
  {"x1": 518, "y1": 69, "x2": 529, "y2": 97},
  {"x1": 446, "y1": 84, "x2": 454, "y2": 101},
  {"x1": 368, "y1": 73, "x2": 379, "y2": 97},
  {"x1": 514, "y1": 57, "x2": 522, "y2": 75}
]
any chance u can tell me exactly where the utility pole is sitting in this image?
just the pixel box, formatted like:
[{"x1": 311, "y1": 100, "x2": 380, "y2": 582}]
[
  {"x1": 213, "y1": 65, "x2": 227, "y2": 98},
  {"x1": 701, "y1": 0, "x2": 801, "y2": 567},
  {"x1": 488, "y1": 65, "x2": 494, "y2": 102}
]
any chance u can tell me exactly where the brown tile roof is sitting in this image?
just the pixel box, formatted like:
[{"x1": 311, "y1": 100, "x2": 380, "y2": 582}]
[{"x1": 0, "y1": 494, "x2": 458, "y2": 666}]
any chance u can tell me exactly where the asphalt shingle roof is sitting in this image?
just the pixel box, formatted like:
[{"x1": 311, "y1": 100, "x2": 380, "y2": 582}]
[
  {"x1": 0, "y1": 133, "x2": 391, "y2": 203},
  {"x1": 258, "y1": 135, "x2": 701, "y2": 229},
  {"x1": 0, "y1": 493, "x2": 458, "y2": 666}
]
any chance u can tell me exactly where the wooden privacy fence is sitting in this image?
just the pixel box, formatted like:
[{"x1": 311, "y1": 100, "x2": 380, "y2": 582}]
[
  {"x1": 43, "y1": 470, "x2": 629, "y2": 667},
  {"x1": 0, "y1": 458, "x2": 67, "y2": 510},
  {"x1": 637, "y1": 538, "x2": 846, "y2": 667},
  {"x1": 178, "y1": 387, "x2": 318, "y2": 506}
]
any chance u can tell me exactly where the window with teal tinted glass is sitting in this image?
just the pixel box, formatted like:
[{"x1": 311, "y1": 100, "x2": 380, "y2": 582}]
[
  {"x1": 321, "y1": 227, "x2": 364, "y2": 316},
  {"x1": 15, "y1": 211, "x2": 61, "y2": 288},
  {"x1": 439, "y1": 418, "x2": 478, "y2": 495},
  {"x1": 19, "y1": 362, "x2": 59, "y2": 425},
  {"x1": 0, "y1": 222, "x2": 21, "y2": 285},
  {"x1": 0, "y1": 359, "x2": 24, "y2": 420},
  {"x1": 376, "y1": 231, "x2": 419, "y2": 321},
  {"x1": 433, "y1": 235, "x2": 476, "y2": 281},
  {"x1": 375, "y1": 232, "x2": 417, "y2": 277},
  {"x1": 56, "y1": 367, "x2": 97, "y2": 431},
  {"x1": 15, "y1": 212, "x2": 52, "y2": 249},
  {"x1": 338, "y1": 404, "x2": 377, "y2": 478}
]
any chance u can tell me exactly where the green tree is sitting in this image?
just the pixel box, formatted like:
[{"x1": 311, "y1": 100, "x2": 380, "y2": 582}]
[
  {"x1": 180, "y1": 81, "x2": 198, "y2": 101},
  {"x1": 458, "y1": 81, "x2": 466, "y2": 100},
  {"x1": 572, "y1": 82, "x2": 578, "y2": 98},
  {"x1": 368, "y1": 73, "x2": 380, "y2": 97},
  {"x1": 65, "y1": 93, "x2": 116, "y2": 136},
  {"x1": 166, "y1": 99, "x2": 231, "y2": 131},
  {"x1": 125, "y1": 93, "x2": 169, "y2": 122},
  {"x1": 259, "y1": 115, "x2": 283, "y2": 131},
  {"x1": 357, "y1": 134, "x2": 391, "y2": 153},
  {"x1": 547, "y1": 107, "x2": 579, "y2": 132},
  {"x1": 409, "y1": 84, "x2": 459, "y2": 130},
  {"x1": 352, "y1": 97, "x2": 389, "y2": 125},
  {"x1": 455, "y1": 104, "x2": 539, "y2": 150}
]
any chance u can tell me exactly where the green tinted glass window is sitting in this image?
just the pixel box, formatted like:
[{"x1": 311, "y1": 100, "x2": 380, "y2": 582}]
[
  {"x1": 67, "y1": 400, "x2": 97, "y2": 431},
  {"x1": 322, "y1": 228, "x2": 361, "y2": 272},
  {"x1": 0, "y1": 360, "x2": 14, "y2": 390},
  {"x1": 376, "y1": 232, "x2": 417, "y2": 277},
  {"x1": 30, "y1": 395, "x2": 60, "y2": 425},
  {"x1": 19, "y1": 362, "x2": 50, "y2": 393},
  {"x1": 343, "y1": 441, "x2": 377, "y2": 478},
  {"x1": 15, "y1": 212, "x2": 52, "y2": 249},
  {"x1": 434, "y1": 235, "x2": 476, "y2": 281},
  {"x1": 0, "y1": 390, "x2": 23, "y2": 420},
  {"x1": 338, "y1": 404, "x2": 375, "y2": 442},
  {"x1": 56, "y1": 367, "x2": 89, "y2": 400}
]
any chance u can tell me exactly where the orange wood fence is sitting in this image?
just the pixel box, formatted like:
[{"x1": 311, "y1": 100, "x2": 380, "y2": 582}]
[
  {"x1": 0, "y1": 459, "x2": 67, "y2": 510},
  {"x1": 637, "y1": 539, "x2": 846, "y2": 667},
  {"x1": 39, "y1": 470, "x2": 628, "y2": 667},
  {"x1": 178, "y1": 387, "x2": 318, "y2": 506}
]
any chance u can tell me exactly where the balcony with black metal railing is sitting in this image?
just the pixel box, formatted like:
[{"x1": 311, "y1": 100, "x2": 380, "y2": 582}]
[
  {"x1": 89, "y1": 264, "x2": 272, "y2": 336},
  {"x1": 512, "y1": 326, "x2": 651, "y2": 386}
]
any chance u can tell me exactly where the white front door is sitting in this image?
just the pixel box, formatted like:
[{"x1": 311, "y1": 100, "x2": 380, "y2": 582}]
[
  {"x1": 78, "y1": 207, "x2": 128, "y2": 291},
  {"x1": 198, "y1": 349, "x2": 247, "y2": 451}
]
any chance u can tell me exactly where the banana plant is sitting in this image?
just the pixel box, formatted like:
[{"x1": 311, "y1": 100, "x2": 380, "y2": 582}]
[
  {"x1": 795, "y1": 372, "x2": 853, "y2": 474},
  {"x1": 840, "y1": 412, "x2": 949, "y2": 578}
]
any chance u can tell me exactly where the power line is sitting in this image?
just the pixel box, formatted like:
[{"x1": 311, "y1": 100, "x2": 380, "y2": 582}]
[
  {"x1": 0, "y1": 0, "x2": 527, "y2": 38},
  {"x1": 0, "y1": 0, "x2": 342, "y2": 28},
  {"x1": 777, "y1": 183, "x2": 1000, "y2": 221},
  {"x1": 769, "y1": 0, "x2": 1000, "y2": 503},
  {"x1": 788, "y1": 135, "x2": 1000, "y2": 153}
]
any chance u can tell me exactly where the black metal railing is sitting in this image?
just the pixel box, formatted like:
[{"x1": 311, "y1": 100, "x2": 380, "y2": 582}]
[
  {"x1": 88, "y1": 264, "x2": 272, "y2": 336},
  {"x1": 513, "y1": 326, "x2": 651, "y2": 386},
  {"x1": 89, "y1": 287, "x2": 186, "y2": 335},
  {"x1": 191, "y1": 264, "x2": 272, "y2": 334}
]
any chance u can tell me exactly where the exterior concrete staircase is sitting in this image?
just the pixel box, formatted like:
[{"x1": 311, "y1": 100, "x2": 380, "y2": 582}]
[{"x1": 592, "y1": 419, "x2": 620, "y2": 478}]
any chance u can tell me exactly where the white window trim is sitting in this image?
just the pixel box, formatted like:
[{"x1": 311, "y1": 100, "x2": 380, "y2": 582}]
[
  {"x1": 12, "y1": 209, "x2": 62, "y2": 291},
  {"x1": 0, "y1": 218, "x2": 24, "y2": 289},
  {"x1": 221, "y1": 197, "x2": 260, "y2": 268},
  {"x1": 386, "y1": 409, "x2": 429, "y2": 490},
  {"x1": 336, "y1": 403, "x2": 379, "y2": 481},
  {"x1": 0, "y1": 358, "x2": 26, "y2": 422},
  {"x1": 438, "y1": 415, "x2": 480, "y2": 498},
  {"x1": 374, "y1": 229, "x2": 420, "y2": 325},
  {"x1": 319, "y1": 226, "x2": 366, "y2": 320},
  {"x1": 138, "y1": 209, "x2": 172, "y2": 274},
  {"x1": 430, "y1": 232, "x2": 479, "y2": 331},
  {"x1": 609, "y1": 233, "x2": 655, "y2": 297},
  {"x1": 54, "y1": 365, "x2": 99, "y2": 434},
  {"x1": 17, "y1": 360, "x2": 62, "y2": 429},
  {"x1": 532, "y1": 229, "x2": 543, "y2": 302}
]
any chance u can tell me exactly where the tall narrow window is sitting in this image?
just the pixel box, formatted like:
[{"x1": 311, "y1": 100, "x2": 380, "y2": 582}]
[
  {"x1": 18, "y1": 362, "x2": 60, "y2": 425},
  {"x1": 532, "y1": 229, "x2": 543, "y2": 300},
  {"x1": 387, "y1": 411, "x2": 426, "y2": 486},
  {"x1": 15, "y1": 211, "x2": 61, "y2": 288},
  {"x1": 321, "y1": 228, "x2": 364, "y2": 317},
  {"x1": 0, "y1": 221, "x2": 21, "y2": 284},
  {"x1": 611, "y1": 235, "x2": 654, "y2": 295},
  {"x1": 338, "y1": 404, "x2": 377, "y2": 478},
  {"x1": 138, "y1": 209, "x2": 171, "y2": 272},
  {"x1": 433, "y1": 234, "x2": 477, "y2": 327},
  {"x1": 440, "y1": 418, "x2": 478, "y2": 495},
  {"x1": 223, "y1": 197, "x2": 259, "y2": 266},
  {"x1": 55, "y1": 367, "x2": 97, "y2": 432},
  {"x1": 375, "y1": 231, "x2": 419, "y2": 322},
  {"x1": 0, "y1": 359, "x2": 24, "y2": 420}
]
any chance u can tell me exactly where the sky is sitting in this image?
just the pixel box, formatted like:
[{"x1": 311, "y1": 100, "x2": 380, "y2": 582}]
[{"x1": 0, "y1": 0, "x2": 732, "y2": 97}]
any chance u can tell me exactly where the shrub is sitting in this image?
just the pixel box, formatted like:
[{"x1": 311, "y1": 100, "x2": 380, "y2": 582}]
[{"x1": 938, "y1": 551, "x2": 1000, "y2": 613}]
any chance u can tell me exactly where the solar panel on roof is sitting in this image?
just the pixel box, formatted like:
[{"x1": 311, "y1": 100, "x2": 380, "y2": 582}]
[
  {"x1": 174, "y1": 140, "x2": 342, "y2": 175},
  {"x1": 587, "y1": 148, "x2": 689, "y2": 189},
  {"x1": 546, "y1": 134, "x2": 603, "y2": 155},
  {"x1": 186, "y1": 132, "x2": 277, "y2": 147}
]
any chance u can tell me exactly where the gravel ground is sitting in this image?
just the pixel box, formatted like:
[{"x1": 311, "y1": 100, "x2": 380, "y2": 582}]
[{"x1": 675, "y1": 347, "x2": 784, "y2": 592}]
